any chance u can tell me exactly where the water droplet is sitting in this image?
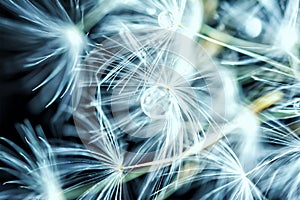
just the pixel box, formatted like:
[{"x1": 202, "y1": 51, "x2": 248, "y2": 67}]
[
  {"x1": 244, "y1": 17, "x2": 262, "y2": 38},
  {"x1": 158, "y1": 11, "x2": 176, "y2": 29},
  {"x1": 141, "y1": 86, "x2": 171, "y2": 119}
]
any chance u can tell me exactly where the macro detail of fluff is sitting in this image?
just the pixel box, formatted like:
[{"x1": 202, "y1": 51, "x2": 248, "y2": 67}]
[{"x1": 0, "y1": 0, "x2": 299, "y2": 200}]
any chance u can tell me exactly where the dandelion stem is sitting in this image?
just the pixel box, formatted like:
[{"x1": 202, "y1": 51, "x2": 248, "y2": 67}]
[
  {"x1": 249, "y1": 90, "x2": 284, "y2": 113},
  {"x1": 185, "y1": 25, "x2": 295, "y2": 76},
  {"x1": 201, "y1": 24, "x2": 270, "y2": 50},
  {"x1": 76, "y1": 0, "x2": 119, "y2": 32},
  {"x1": 156, "y1": 162, "x2": 201, "y2": 200},
  {"x1": 65, "y1": 184, "x2": 94, "y2": 200}
]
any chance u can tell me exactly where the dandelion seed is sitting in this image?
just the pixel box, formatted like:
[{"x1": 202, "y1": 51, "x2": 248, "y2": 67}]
[
  {"x1": 217, "y1": 0, "x2": 300, "y2": 68},
  {"x1": 194, "y1": 141, "x2": 266, "y2": 200},
  {"x1": 68, "y1": 78, "x2": 131, "y2": 199},
  {"x1": 0, "y1": 120, "x2": 64, "y2": 200},
  {"x1": 74, "y1": 30, "x2": 227, "y2": 164},
  {"x1": 53, "y1": 126, "x2": 127, "y2": 200},
  {"x1": 0, "y1": 0, "x2": 87, "y2": 110},
  {"x1": 257, "y1": 119, "x2": 300, "y2": 199},
  {"x1": 55, "y1": 144, "x2": 128, "y2": 200}
]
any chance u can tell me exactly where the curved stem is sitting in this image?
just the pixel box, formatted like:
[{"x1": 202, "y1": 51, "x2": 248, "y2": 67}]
[
  {"x1": 201, "y1": 24, "x2": 270, "y2": 51},
  {"x1": 185, "y1": 25, "x2": 295, "y2": 76},
  {"x1": 76, "y1": 0, "x2": 119, "y2": 32}
]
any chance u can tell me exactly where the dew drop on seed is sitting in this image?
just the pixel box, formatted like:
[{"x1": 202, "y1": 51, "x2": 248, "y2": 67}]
[
  {"x1": 244, "y1": 17, "x2": 262, "y2": 38},
  {"x1": 141, "y1": 86, "x2": 171, "y2": 119},
  {"x1": 158, "y1": 11, "x2": 176, "y2": 28}
]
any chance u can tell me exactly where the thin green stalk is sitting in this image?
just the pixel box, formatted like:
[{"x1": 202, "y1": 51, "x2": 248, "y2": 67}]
[
  {"x1": 193, "y1": 25, "x2": 295, "y2": 76},
  {"x1": 76, "y1": 0, "x2": 119, "y2": 32}
]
